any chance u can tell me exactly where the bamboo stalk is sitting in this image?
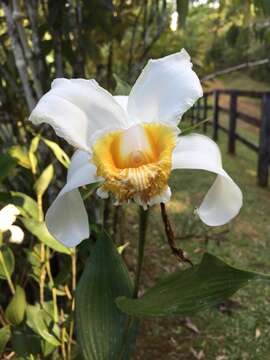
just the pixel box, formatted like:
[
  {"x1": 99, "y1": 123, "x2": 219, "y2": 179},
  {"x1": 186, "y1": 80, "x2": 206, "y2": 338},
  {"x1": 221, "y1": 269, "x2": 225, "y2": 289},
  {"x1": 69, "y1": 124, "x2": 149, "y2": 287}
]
[
  {"x1": 12, "y1": 0, "x2": 43, "y2": 98},
  {"x1": 25, "y1": 0, "x2": 47, "y2": 91},
  {"x1": 2, "y1": 1, "x2": 35, "y2": 111}
]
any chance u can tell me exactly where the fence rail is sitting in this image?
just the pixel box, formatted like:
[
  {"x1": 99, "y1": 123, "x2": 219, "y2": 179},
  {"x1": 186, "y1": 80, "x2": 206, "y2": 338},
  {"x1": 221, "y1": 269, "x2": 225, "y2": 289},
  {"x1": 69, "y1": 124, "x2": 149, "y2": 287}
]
[{"x1": 190, "y1": 89, "x2": 270, "y2": 187}]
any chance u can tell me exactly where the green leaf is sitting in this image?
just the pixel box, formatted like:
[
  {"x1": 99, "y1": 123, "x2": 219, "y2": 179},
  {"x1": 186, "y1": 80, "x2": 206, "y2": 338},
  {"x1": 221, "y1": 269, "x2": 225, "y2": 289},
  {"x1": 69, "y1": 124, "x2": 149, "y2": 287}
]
[
  {"x1": 0, "y1": 246, "x2": 15, "y2": 280},
  {"x1": 41, "y1": 339, "x2": 57, "y2": 357},
  {"x1": 5, "y1": 285, "x2": 26, "y2": 325},
  {"x1": 26, "y1": 304, "x2": 61, "y2": 346},
  {"x1": 116, "y1": 253, "x2": 270, "y2": 317},
  {"x1": 43, "y1": 138, "x2": 70, "y2": 168},
  {"x1": 10, "y1": 192, "x2": 39, "y2": 219},
  {"x1": 12, "y1": 328, "x2": 41, "y2": 356},
  {"x1": 0, "y1": 153, "x2": 17, "y2": 182},
  {"x1": 254, "y1": 0, "x2": 270, "y2": 15},
  {"x1": 76, "y1": 231, "x2": 137, "y2": 360},
  {"x1": 9, "y1": 145, "x2": 31, "y2": 169},
  {"x1": 0, "y1": 326, "x2": 11, "y2": 356},
  {"x1": 6, "y1": 192, "x2": 39, "y2": 219},
  {"x1": 34, "y1": 164, "x2": 54, "y2": 198},
  {"x1": 20, "y1": 218, "x2": 71, "y2": 254},
  {"x1": 29, "y1": 135, "x2": 41, "y2": 174}
]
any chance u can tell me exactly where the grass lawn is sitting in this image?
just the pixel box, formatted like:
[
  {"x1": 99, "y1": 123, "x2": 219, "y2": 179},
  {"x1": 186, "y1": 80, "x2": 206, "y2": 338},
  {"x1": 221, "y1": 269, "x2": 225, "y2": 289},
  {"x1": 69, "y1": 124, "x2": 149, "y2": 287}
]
[{"x1": 122, "y1": 116, "x2": 270, "y2": 359}]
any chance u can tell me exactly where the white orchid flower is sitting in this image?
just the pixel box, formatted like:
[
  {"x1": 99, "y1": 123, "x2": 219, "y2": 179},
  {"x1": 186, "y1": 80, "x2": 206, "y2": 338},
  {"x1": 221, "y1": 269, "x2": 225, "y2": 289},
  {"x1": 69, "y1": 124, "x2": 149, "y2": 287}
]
[
  {"x1": 29, "y1": 49, "x2": 242, "y2": 248},
  {"x1": 0, "y1": 204, "x2": 24, "y2": 244}
]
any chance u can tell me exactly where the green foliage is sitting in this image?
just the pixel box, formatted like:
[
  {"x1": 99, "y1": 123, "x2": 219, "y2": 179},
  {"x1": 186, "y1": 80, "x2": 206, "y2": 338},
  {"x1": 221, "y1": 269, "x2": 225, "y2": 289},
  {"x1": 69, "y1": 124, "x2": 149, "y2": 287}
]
[
  {"x1": 11, "y1": 329, "x2": 42, "y2": 357},
  {"x1": 0, "y1": 246, "x2": 15, "y2": 280},
  {"x1": 116, "y1": 253, "x2": 270, "y2": 317},
  {"x1": 0, "y1": 128, "x2": 76, "y2": 358},
  {"x1": 5, "y1": 286, "x2": 26, "y2": 325},
  {"x1": 29, "y1": 135, "x2": 40, "y2": 174},
  {"x1": 21, "y1": 218, "x2": 71, "y2": 254},
  {"x1": 76, "y1": 231, "x2": 136, "y2": 360},
  {"x1": 0, "y1": 326, "x2": 11, "y2": 356},
  {"x1": 254, "y1": 0, "x2": 270, "y2": 15},
  {"x1": 177, "y1": 0, "x2": 189, "y2": 28},
  {"x1": 9, "y1": 192, "x2": 39, "y2": 219},
  {"x1": 26, "y1": 303, "x2": 61, "y2": 346},
  {"x1": 34, "y1": 164, "x2": 54, "y2": 199},
  {"x1": 43, "y1": 138, "x2": 70, "y2": 168},
  {"x1": 0, "y1": 154, "x2": 17, "y2": 182},
  {"x1": 9, "y1": 146, "x2": 32, "y2": 170}
]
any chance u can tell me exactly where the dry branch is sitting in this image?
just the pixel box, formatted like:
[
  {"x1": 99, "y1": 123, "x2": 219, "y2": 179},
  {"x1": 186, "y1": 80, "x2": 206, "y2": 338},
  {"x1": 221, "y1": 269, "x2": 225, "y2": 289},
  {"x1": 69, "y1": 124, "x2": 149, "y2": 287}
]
[{"x1": 202, "y1": 58, "x2": 270, "y2": 82}]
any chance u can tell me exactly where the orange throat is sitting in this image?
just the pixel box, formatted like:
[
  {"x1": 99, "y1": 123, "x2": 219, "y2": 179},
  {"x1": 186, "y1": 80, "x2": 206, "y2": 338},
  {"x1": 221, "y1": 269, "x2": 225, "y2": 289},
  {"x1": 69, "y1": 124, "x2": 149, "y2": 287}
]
[{"x1": 92, "y1": 123, "x2": 178, "y2": 205}]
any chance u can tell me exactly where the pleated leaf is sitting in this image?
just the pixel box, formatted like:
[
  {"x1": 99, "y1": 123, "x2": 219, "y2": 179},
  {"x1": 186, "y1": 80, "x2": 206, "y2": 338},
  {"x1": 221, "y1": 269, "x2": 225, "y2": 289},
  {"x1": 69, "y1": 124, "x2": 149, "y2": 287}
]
[
  {"x1": 116, "y1": 253, "x2": 270, "y2": 317},
  {"x1": 76, "y1": 231, "x2": 137, "y2": 360}
]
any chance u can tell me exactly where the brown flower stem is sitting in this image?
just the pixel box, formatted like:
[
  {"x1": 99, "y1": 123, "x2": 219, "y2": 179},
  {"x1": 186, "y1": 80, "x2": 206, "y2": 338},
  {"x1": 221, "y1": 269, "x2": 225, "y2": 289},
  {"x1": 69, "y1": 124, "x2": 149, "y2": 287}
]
[{"x1": 160, "y1": 203, "x2": 193, "y2": 266}]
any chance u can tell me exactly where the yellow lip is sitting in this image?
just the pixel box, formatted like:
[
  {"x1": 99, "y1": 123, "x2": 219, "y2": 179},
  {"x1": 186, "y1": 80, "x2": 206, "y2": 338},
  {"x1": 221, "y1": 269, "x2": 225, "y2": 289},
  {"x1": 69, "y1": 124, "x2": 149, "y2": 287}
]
[{"x1": 92, "y1": 123, "x2": 177, "y2": 204}]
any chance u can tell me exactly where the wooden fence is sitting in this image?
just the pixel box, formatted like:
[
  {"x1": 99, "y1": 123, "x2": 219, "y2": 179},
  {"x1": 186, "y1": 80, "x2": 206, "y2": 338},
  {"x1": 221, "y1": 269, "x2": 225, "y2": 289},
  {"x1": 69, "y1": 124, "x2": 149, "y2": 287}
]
[{"x1": 190, "y1": 89, "x2": 270, "y2": 187}]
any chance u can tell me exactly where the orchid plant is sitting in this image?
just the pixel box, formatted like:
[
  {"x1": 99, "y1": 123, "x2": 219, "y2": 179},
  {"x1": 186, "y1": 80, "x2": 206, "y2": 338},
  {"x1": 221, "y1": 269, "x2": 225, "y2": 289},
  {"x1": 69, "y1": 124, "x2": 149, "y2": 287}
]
[
  {"x1": 29, "y1": 49, "x2": 242, "y2": 248},
  {"x1": 28, "y1": 49, "x2": 270, "y2": 359}
]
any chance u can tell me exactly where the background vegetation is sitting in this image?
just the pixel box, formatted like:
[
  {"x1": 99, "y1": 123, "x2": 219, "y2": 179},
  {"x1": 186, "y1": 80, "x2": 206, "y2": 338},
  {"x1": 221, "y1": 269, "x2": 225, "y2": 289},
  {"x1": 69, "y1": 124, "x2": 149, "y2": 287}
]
[{"x1": 0, "y1": 0, "x2": 270, "y2": 359}]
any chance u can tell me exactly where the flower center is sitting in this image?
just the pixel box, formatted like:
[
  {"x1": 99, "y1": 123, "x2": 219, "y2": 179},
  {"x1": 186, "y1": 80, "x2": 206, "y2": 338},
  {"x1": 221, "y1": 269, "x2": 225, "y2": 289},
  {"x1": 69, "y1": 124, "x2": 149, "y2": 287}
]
[
  {"x1": 92, "y1": 123, "x2": 177, "y2": 205},
  {"x1": 129, "y1": 150, "x2": 147, "y2": 167}
]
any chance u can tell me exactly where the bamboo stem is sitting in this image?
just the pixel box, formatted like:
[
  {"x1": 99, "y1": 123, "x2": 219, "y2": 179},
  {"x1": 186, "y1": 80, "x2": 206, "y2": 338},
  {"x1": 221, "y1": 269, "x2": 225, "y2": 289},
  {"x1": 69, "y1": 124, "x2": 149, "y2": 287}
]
[
  {"x1": 2, "y1": 2, "x2": 35, "y2": 111},
  {"x1": 37, "y1": 194, "x2": 46, "y2": 304},
  {"x1": 60, "y1": 309, "x2": 67, "y2": 360},
  {"x1": 12, "y1": 0, "x2": 43, "y2": 98}
]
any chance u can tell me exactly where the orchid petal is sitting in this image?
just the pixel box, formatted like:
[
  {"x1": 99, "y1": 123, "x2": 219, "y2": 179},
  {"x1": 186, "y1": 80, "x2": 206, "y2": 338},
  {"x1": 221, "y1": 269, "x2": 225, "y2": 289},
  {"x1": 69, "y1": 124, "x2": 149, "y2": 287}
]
[
  {"x1": 172, "y1": 134, "x2": 242, "y2": 226},
  {"x1": 45, "y1": 150, "x2": 101, "y2": 247},
  {"x1": 127, "y1": 49, "x2": 203, "y2": 125},
  {"x1": 29, "y1": 79, "x2": 130, "y2": 151},
  {"x1": 114, "y1": 96, "x2": 128, "y2": 113}
]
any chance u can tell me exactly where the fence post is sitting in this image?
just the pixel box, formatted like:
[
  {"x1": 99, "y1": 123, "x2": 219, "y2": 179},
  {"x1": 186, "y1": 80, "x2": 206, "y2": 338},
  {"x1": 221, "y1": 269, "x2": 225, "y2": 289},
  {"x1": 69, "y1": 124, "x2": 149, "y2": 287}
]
[
  {"x1": 203, "y1": 95, "x2": 208, "y2": 133},
  {"x1": 258, "y1": 93, "x2": 270, "y2": 187},
  {"x1": 228, "y1": 91, "x2": 237, "y2": 154},
  {"x1": 213, "y1": 90, "x2": 220, "y2": 141}
]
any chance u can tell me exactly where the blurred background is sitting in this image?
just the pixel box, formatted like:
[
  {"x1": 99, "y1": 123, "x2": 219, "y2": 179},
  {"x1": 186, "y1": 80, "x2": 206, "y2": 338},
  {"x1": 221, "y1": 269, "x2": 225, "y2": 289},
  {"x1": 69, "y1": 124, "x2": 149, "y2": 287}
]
[{"x1": 0, "y1": 0, "x2": 270, "y2": 359}]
